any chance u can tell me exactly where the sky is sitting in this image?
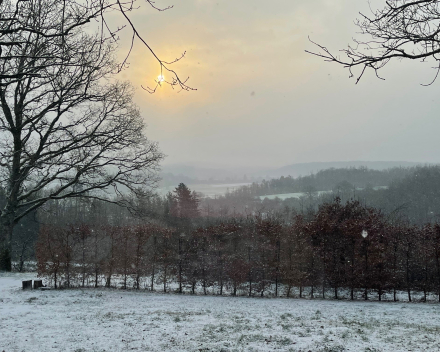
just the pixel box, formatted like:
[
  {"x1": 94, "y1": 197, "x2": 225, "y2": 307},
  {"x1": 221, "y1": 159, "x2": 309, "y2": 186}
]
[{"x1": 112, "y1": 0, "x2": 440, "y2": 169}]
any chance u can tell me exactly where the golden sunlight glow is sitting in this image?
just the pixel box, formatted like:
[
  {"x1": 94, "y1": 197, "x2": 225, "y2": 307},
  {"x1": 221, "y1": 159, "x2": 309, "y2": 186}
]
[{"x1": 157, "y1": 75, "x2": 165, "y2": 83}]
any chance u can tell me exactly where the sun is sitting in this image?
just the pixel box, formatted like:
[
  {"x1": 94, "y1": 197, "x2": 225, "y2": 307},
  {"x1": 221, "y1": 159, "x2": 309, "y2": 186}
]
[{"x1": 157, "y1": 75, "x2": 164, "y2": 83}]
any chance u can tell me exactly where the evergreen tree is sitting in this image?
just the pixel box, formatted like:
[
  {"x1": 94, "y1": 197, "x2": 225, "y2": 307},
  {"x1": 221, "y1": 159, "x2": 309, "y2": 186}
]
[{"x1": 174, "y1": 184, "x2": 200, "y2": 219}]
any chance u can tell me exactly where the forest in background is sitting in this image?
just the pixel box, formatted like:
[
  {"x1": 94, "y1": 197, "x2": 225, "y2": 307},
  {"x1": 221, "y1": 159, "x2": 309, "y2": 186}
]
[{"x1": 5, "y1": 165, "x2": 440, "y2": 270}]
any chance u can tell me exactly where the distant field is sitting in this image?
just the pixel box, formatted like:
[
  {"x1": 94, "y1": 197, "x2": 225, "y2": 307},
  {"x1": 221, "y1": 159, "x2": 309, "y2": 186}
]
[
  {"x1": 2, "y1": 273, "x2": 440, "y2": 352},
  {"x1": 259, "y1": 191, "x2": 332, "y2": 201}
]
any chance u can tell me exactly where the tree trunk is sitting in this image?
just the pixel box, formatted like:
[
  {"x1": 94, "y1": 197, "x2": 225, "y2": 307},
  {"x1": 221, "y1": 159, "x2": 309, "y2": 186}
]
[
  {"x1": 95, "y1": 268, "x2": 99, "y2": 288},
  {"x1": 219, "y1": 268, "x2": 223, "y2": 296},
  {"x1": 178, "y1": 238, "x2": 182, "y2": 294},
  {"x1": 406, "y1": 247, "x2": 411, "y2": 302},
  {"x1": 0, "y1": 221, "x2": 13, "y2": 271},
  {"x1": 163, "y1": 265, "x2": 167, "y2": 293},
  {"x1": 150, "y1": 263, "x2": 155, "y2": 291},
  {"x1": 436, "y1": 251, "x2": 440, "y2": 303}
]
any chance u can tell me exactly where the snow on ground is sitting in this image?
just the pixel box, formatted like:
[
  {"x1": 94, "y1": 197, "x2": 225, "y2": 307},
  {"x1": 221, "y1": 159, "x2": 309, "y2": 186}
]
[{"x1": 2, "y1": 273, "x2": 440, "y2": 352}]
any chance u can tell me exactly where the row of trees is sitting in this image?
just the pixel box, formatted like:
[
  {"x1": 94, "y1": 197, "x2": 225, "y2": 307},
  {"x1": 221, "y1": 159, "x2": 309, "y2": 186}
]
[{"x1": 36, "y1": 197, "x2": 440, "y2": 301}]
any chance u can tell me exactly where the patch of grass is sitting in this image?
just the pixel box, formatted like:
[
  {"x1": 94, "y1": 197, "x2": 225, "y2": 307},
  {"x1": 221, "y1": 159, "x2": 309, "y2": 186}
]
[
  {"x1": 237, "y1": 334, "x2": 265, "y2": 344},
  {"x1": 313, "y1": 309, "x2": 322, "y2": 320},
  {"x1": 280, "y1": 313, "x2": 293, "y2": 320},
  {"x1": 101, "y1": 311, "x2": 125, "y2": 320},
  {"x1": 341, "y1": 330, "x2": 350, "y2": 339},
  {"x1": 320, "y1": 345, "x2": 346, "y2": 352},
  {"x1": 281, "y1": 323, "x2": 293, "y2": 331},
  {"x1": 276, "y1": 336, "x2": 293, "y2": 346}
]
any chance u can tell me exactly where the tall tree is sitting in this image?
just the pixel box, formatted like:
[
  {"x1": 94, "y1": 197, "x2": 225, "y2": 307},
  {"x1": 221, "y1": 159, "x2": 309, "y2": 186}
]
[{"x1": 0, "y1": 0, "x2": 165, "y2": 270}]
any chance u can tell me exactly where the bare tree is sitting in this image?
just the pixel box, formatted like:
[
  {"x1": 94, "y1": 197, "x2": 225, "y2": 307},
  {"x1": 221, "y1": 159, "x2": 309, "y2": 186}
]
[
  {"x1": 307, "y1": 0, "x2": 440, "y2": 84},
  {"x1": 0, "y1": 0, "x2": 193, "y2": 91},
  {"x1": 0, "y1": 0, "x2": 165, "y2": 270}
]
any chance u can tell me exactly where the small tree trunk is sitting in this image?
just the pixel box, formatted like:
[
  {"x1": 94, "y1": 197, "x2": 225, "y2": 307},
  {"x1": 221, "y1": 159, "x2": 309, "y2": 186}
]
[
  {"x1": 406, "y1": 248, "x2": 411, "y2": 302},
  {"x1": 136, "y1": 273, "x2": 140, "y2": 290},
  {"x1": 163, "y1": 265, "x2": 167, "y2": 293},
  {"x1": 0, "y1": 221, "x2": 13, "y2": 272},
  {"x1": 54, "y1": 271, "x2": 58, "y2": 289},
  {"x1": 150, "y1": 264, "x2": 155, "y2": 291},
  {"x1": 95, "y1": 268, "x2": 99, "y2": 288}
]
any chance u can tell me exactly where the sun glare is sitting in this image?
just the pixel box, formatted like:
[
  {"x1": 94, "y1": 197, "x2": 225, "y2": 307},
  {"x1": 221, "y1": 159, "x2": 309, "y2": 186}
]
[{"x1": 157, "y1": 75, "x2": 164, "y2": 83}]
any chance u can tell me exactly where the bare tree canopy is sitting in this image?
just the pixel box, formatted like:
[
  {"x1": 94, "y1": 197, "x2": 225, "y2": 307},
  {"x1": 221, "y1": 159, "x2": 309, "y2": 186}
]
[
  {"x1": 0, "y1": 0, "x2": 167, "y2": 270},
  {"x1": 0, "y1": 0, "x2": 194, "y2": 92},
  {"x1": 307, "y1": 0, "x2": 440, "y2": 84}
]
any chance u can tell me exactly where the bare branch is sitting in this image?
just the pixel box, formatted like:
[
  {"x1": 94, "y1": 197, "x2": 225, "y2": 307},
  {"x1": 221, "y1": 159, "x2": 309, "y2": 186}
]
[{"x1": 307, "y1": 0, "x2": 440, "y2": 83}]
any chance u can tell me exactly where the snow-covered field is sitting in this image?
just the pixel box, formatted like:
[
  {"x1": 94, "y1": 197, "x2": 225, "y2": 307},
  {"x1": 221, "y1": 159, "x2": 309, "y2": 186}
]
[
  {"x1": 259, "y1": 191, "x2": 331, "y2": 201},
  {"x1": 2, "y1": 273, "x2": 440, "y2": 352}
]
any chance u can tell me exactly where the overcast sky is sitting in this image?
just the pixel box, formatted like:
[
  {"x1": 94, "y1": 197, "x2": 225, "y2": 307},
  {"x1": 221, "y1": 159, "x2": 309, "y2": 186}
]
[{"x1": 114, "y1": 0, "x2": 440, "y2": 168}]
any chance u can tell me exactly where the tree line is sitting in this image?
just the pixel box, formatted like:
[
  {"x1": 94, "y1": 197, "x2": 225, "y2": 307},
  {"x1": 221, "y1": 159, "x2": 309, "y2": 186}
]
[
  {"x1": 231, "y1": 166, "x2": 417, "y2": 197},
  {"x1": 201, "y1": 166, "x2": 440, "y2": 226},
  {"x1": 36, "y1": 195, "x2": 440, "y2": 302}
]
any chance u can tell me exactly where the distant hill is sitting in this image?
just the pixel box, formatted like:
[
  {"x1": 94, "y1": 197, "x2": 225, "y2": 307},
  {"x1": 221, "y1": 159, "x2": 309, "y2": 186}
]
[
  {"x1": 161, "y1": 161, "x2": 430, "y2": 183},
  {"x1": 229, "y1": 165, "x2": 425, "y2": 197},
  {"x1": 265, "y1": 161, "x2": 429, "y2": 179}
]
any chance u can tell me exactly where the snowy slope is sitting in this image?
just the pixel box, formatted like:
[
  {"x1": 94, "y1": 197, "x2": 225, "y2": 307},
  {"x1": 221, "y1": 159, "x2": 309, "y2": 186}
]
[{"x1": 1, "y1": 273, "x2": 440, "y2": 352}]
